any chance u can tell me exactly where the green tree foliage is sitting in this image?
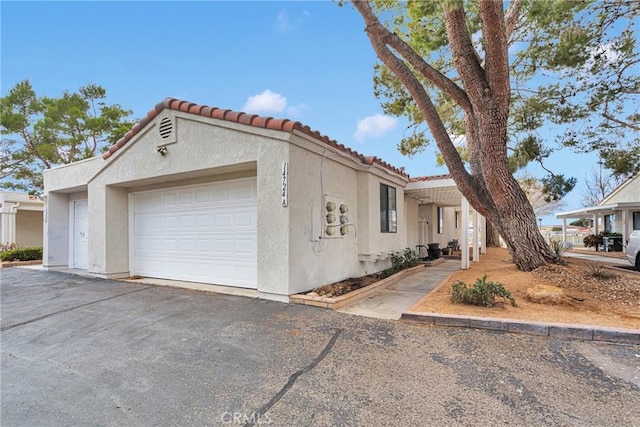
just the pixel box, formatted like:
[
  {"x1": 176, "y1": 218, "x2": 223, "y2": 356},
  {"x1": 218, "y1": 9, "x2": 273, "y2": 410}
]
[
  {"x1": 349, "y1": 0, "x2": 638, "y2": 271},
  {"x1": 518, "y1": 174, "x2": 568, "y2": 216},
  {"x1": 514, "y1": 1, "x2": 639, "y2": 176},
  {"x1": 368, "y1": 0, "x2": 638, "y2": 184},
  {"x1": 1, "y1": 80, "x2": 134, "y2": 192}
]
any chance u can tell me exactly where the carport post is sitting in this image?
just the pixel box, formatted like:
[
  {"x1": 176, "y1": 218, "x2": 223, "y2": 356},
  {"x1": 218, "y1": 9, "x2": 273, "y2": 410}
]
[
  {"x1": 480, "y1": 215, "x2": 487, "y2": 254},
  {"x1": 472, "y1": 208, "x2": 479, "y2": 262},
  {"x1": 461, "y1": 197, "x2": 469, "y2": 269},
  {"x1": 621, "y1": 210, "x2": 629, "y2": 241},
  {"x1": 561, "y1": 218, "x2": 567, "y2": 245}
]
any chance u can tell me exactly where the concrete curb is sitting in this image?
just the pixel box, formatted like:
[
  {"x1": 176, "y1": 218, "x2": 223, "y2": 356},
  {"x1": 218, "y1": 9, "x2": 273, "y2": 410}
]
[
  {"x1": 401, "y1": 311, "x2": 640, "y2": 345},
  {"x1": 0, "y1": 260, "x2": 42, "y2": 269},
  {"x1": 290, "y1": 264, "x2": 427, "y2": 310}
]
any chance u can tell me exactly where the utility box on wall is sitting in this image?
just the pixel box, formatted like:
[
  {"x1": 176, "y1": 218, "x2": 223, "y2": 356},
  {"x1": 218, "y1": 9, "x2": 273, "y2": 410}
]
[{"x1": 323, "y1": 195, "x2": 350, "y2": 238}]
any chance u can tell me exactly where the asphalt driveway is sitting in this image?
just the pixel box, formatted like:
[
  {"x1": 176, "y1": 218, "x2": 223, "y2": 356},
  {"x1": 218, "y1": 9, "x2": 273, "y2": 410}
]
[{"x1": 2, "y1": 268, "x2": 639, "y2": 426}]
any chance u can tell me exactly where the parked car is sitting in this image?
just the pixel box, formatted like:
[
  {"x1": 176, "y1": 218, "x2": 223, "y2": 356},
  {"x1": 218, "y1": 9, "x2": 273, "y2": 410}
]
[{"x1": 627, "y1": 230, "x2": 640, "y2": 271}]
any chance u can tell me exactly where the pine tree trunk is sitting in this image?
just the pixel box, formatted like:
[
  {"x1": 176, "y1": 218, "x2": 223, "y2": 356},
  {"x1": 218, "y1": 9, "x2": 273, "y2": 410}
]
[
  {"x1": 353, "y1": 0, "x2": 559, "y2": 272},
  {"x1": 485, "y1": 221, "x2": 500, "y2": 247}
]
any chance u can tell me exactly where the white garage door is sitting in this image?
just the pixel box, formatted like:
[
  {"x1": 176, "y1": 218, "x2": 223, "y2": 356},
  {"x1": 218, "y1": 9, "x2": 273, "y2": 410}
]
[{"x1": 132, "y1": 178, "x2": 257, "y2": 288}]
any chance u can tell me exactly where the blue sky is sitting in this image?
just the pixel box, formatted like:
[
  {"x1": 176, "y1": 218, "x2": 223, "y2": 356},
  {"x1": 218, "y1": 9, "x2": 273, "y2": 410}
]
[{"x1": 1, "y1": 1, "x2": 604, "y2": 224}]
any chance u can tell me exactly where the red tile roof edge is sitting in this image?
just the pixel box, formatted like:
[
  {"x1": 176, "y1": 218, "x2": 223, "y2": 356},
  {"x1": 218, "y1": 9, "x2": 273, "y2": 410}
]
[
  {"x1": 410, "y1": 174, "x2": 452, "y2": 182},
  {"x1": 102, "y1": 97, "x2": 409, "y2": 179}
]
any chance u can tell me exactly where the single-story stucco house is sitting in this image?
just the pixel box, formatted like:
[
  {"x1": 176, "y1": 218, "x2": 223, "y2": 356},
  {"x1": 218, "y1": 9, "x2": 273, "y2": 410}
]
[
  {"x1": 556, "y1": 173, "x2": 640, "y2": 246},
  {"x1": 0, "y1": 191, "x2": 44, "y2": 247},
  {"x1": 43, "y1": 98, "x2": 484, "y2": 301}
]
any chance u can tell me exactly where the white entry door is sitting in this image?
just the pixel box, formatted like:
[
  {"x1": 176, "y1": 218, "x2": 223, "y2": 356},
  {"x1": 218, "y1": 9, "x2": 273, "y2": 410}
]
[
  {"x1": 71, "y1": 199, "x2": 89, "y2": 269},
  {"x1": 131, "y1": 178, "x2": 257, "y2": 288}
]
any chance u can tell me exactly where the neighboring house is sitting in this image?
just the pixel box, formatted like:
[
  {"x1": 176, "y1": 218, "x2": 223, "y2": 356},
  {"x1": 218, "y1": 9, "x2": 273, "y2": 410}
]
[
  {"x1": 43, "y1": 98, "x2": 484, "y2": 301},
  {"x1": 0, "y1": 192, "x2": 44, "y2": 247},
  {"x1": 556, "y1": 173, "x2": 640, "y2": 243}
]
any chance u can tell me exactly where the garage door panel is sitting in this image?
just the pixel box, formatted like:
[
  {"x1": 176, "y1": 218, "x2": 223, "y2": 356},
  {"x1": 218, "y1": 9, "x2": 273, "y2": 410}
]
[{"x1": 133, "y1": 178, "x2": 257, "y2": 288}]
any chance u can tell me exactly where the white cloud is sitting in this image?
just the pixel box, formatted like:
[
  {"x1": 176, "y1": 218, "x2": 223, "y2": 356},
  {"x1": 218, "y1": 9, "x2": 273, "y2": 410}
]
[
  {"x1": 274, "y1": 9, "x2": 310, "y2": 33},
  {"x1": 285, "y1": 103, "x2": 309, "y2": 117},
  {"x1": 243, "y1": 90, "x2": 308, "y2": 118},
  {"x1": 354, "y1": 114, "x2": 398, "y2": 142},
  {"x1": 244, "y1": 90, "x2": 287, "y2": 114}
]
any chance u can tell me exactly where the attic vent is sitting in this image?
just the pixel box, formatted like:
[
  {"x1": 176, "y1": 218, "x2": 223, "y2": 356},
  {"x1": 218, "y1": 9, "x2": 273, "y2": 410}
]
[{"x1": 159, "y1": 117, "x2": 173, "y2": 139}]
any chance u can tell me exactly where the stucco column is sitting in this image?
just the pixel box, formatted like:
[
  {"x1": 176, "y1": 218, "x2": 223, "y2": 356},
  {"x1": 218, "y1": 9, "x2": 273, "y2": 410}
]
[
  {"x1": 480, "y1": 215, "x2": 487, "y2": 254},
  {"x1": 0, "y1": 202, "x2": 16, "y2": 244},
  {"x1": 561, "y1": 218, "x2": 567, "y2": 245},
  {"x1": 43, "y1": 192, "x2": 70, "y2": 268},
  {"x1": 472, "y1": 209, "x2": 479, "y2": 262},
  {"x1": 461, "y1": 197, "x2": 469, "y2": 269},
  {"x1": 88, "y1": 183, "x2": 129, "y2": 277},
  {"x1": 593, "y1": 214, "x2": 599, "y2": 235},
  {"x1": 621, "y1": 210, "x2": 629, "y2": 240}
]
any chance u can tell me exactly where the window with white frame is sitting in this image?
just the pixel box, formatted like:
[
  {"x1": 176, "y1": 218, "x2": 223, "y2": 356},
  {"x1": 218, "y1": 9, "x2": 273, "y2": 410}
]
[{"x1": 380, "y1": 183, "x2": 397, "y2": 233}]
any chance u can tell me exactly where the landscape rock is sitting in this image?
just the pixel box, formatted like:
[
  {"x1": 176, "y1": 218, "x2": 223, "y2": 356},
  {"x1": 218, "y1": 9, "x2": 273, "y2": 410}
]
[{"x1": 526, "y1": 284, "x2": 566, "y2": 304}]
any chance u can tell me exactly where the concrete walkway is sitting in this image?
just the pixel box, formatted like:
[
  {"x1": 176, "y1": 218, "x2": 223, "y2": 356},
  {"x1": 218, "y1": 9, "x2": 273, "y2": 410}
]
[
  {"x1": 564, "y1": 251, "x2": 631, "y2": 267},
  {"x1": 337, "y1": 260, "x2": 459, "y2": 320}
]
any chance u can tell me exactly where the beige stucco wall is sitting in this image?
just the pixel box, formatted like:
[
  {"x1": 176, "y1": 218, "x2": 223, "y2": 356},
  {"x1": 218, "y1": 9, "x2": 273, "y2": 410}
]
[
  {"x1": 16, "y1": 210, "x2": 43, "y2": 247},
  {"x1": 418, "y1": 204, "x2": 460, "y2": 248},
  {"x1": 287, "y1": 142, "x2": 360, "y2": 293},
  {"x1": 43, "y1": 191, "x2": 87, "y2": 267},
  {"x1": 286, "y1": 134, "x2": 409, "y2": 293},
  {"x1": 606, "y1": 175, "x2": 640, "y2": 204},
  {"x1": 44, "y1": 157, "x2": 103, "y2": 193},
  {"x1": 405, "y1": 197, "x2": 419, "y2": 250},
  {"x1": 43, "y1": 111, "x2": 290, "y2": 298},
  {"x1": 43, "y1": 110, "x2": 412, "y2": 297}
]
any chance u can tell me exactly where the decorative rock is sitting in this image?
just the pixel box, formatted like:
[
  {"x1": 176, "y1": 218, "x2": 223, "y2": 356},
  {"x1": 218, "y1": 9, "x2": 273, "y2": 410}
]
[{"x1": 526, "y1": 285, "x2": 566, "y2": 304}]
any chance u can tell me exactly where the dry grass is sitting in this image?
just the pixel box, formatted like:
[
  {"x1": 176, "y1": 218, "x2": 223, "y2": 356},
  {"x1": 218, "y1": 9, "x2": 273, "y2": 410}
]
[{"x1": 410, "y1": 247, "x2": 640, "y2": 330}]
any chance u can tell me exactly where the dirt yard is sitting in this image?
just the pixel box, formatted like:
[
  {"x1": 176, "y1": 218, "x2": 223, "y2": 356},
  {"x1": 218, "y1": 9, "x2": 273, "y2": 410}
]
[{"x1": 410, "y1": 247, "x2": 640, "y2": 330}]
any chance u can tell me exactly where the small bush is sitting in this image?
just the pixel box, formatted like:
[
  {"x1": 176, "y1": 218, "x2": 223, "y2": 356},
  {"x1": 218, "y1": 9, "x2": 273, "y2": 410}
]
[
  {"x1": 0, "y1": 247, "x2": 43, "y2": 262},
  {"x1": 549, "y1": 239, "x2": 568, "y2": 257},
  {"x1": 584, "y1": 261, "x2": 616, "y2": 280},
  {"x1": 381, "y1": 248, "x2": 420, "y2": 278},
  {"x1": 450, "y1": 275, "x2": 517, "y2": 307},
  {"x1": 583, "y1": 231, "x2": 622, "y2": 249}
]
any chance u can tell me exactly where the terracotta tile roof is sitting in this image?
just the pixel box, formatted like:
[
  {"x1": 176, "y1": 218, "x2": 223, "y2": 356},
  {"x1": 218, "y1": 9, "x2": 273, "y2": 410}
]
[
  {"x1": 410, "y1": 174, "x2": 452, "y2": 182},
  {"x1": 103, "y1": 98, "x2": 408, "y2": 178}
]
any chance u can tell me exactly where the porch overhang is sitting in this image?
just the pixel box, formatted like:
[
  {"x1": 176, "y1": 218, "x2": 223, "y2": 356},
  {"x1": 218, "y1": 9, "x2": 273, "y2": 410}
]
[
  {"x1": 405, "y1": 176, "x2": 483, "y2": 269},
  {"x1": 405, "y1": 177, "x2": 462, "y2": 207},
  {"x1": 555, "y1": 202, "x2": 640, "y2": 219}
]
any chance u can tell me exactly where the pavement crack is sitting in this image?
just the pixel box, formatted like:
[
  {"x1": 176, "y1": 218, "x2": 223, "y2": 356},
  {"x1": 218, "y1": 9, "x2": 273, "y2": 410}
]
[
  {"x1": 244, "y1": 328, "x2": 343, "y2": 427},
  {"x1": 1, "y1": 286, "x2": 151, "y2": 332}
]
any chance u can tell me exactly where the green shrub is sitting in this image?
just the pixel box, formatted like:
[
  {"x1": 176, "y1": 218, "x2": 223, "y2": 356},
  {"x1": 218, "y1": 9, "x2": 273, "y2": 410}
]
[
  {"x1": 584, "y1": 261, "x2": 616, "y2": 280},
  {"x1": 380, "y1": 247, "x2": 420, "y2": 278},
  {"x1": 1, "y1": 247, "x2": 43, "y2": 262},
  {"x1": 450, "y1": 275, "x2": 517, "y2": 307},
  {"x1": 583, "y1": 231, "x2": 622, "y2": 249},
  {"x1": 549, "y1": 239, "x2": 568, "y2": 257}
]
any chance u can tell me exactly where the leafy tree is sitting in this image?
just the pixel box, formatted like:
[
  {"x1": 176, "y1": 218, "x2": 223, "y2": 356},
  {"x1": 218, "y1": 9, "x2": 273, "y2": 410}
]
[
  {"x1": 1, "y1": 80, "x2": 134, "y2": 192},
  {"x1": 518, "y1": 174, "x2": 567, "y2": 217},
  {"x1": 349, "y1": 0, "x2": 638, "y2": 271},
  {"x1": 570, "y1": 218, "x2": 591, "y2": 228},
  {"x1": 516, "y1": 1, "x2": 639, "y2": 176}
]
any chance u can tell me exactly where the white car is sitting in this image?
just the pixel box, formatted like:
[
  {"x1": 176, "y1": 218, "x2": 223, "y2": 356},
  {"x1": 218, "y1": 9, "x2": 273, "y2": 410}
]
[{"x1": 627, "y1": 230, "x2": 640, "y2": 271}]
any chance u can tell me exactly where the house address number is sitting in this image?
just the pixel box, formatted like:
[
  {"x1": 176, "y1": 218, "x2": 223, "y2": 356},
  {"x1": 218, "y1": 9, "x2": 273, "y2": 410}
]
[{"x1": 282, "y1": 162, "x2": 288, "y2": 207}]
